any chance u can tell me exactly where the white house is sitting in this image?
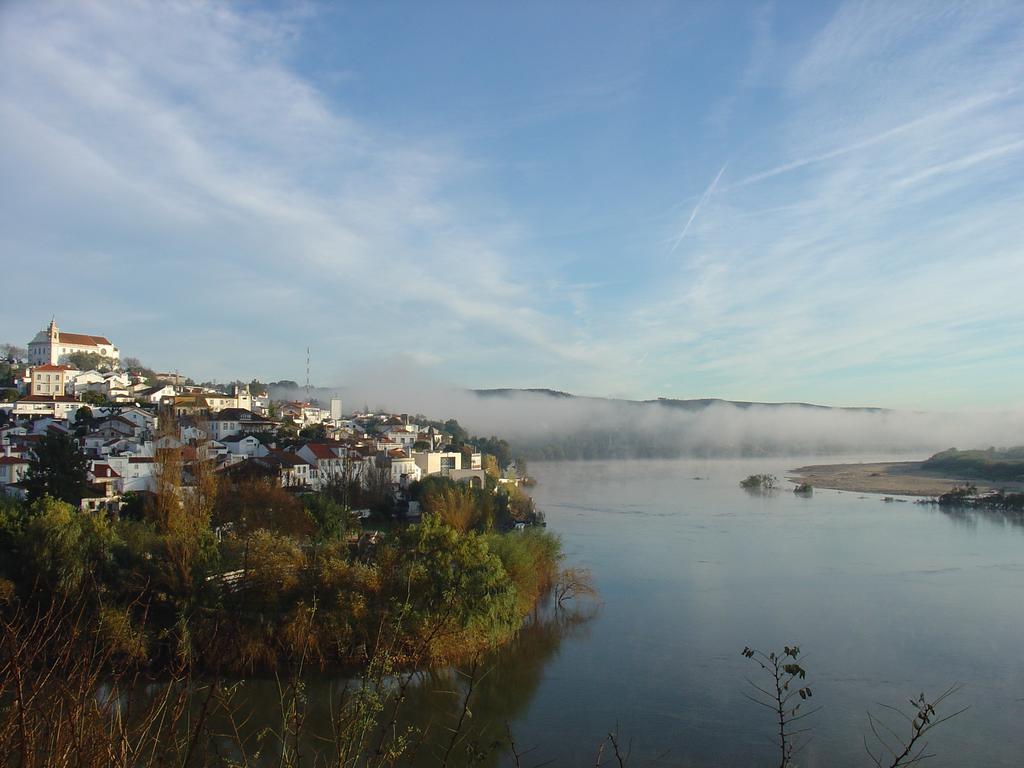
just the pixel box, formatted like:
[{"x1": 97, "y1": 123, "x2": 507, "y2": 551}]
[
  {"x1": 389, "y1": 453, "x2": 422, "y2": 487},
  {"x1": 412, "y1": 450, "x2": 462, "y2": 477},
  {"x1": 208, "y1": 408, "x2": 276, "y2": 441},
  {"x1": 105, "y1": 455, "x2": 157, "y2": 493},
  {"x1": 383, "y1": 428, "x2": 418, "y2": 451},
  {"x1": 28, "y1": 318, "x2": 119, "y2": 366},
  {"x1": 220, "y1": 434, "x2": 268, "y2": 458},
  {"x1": 0, "y1": 455, "x2": 29, "y2": 494},
  {"x1": 92, "y1": 416, "x2": 142, "y2": 440},
  {"x1": 132, "y1": 384, "x2": 177, "y2": 404},
  {"x1": 297, "y1": 443, "x2": 349, "y2": 489},
  {"x1": 13, "y1": 394, "x2": 81, "y2": 420},
  {"x1": 115, "y1": 407, "x2": 158, "y2": 435},
  {"x1": 277, "y1": 401, "x2": 328, "y2": 426},
  {"x1": 0, "y1": 426, "x2": 28, "y2": 453},
  {"x1": 89, "y1": 461, "x2": 123, "y2": 497},
  {"x1": 265, "y1": 450, "x2": 312, "y2": 488},
  {"x1": 83, "y1": 433, "x2": 124, "y2": 457},
  {"x1": 67, "y1": 370, "x2": 106, "y2": 396},
  {"x1": 102, "y1": 371, "x2": 131, "y2": 393}
]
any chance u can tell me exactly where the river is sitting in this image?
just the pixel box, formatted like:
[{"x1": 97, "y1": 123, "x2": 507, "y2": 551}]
[{"x1": 209, "y1": 456, "x2": 1024, "y2": 766}]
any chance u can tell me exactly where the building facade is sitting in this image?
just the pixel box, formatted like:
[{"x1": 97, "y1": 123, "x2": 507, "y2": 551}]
[
  {"x1": 29, "y1": 364, "x2": 76, "y2": 396},
  {"x1": 28, "y1": 319, "x2": 119, "y2": 366}
]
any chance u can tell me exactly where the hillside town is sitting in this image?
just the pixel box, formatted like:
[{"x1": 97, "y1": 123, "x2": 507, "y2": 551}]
[{"x1": 1, "y1": 319, "x2": 520, "y2": 518}]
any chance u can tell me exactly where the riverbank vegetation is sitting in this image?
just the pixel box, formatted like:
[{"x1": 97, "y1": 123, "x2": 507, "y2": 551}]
[
  {"x1": 0, "y1": 437, "x2": 563, "y2": 677},
  {"x1": 931, "y1": 484, "x2": 1024, "y2": 511},
  {"x1": 921, "y1": 446, "x2": 1024, "y2": 483},
  {"x1": 740, "y1": 473, "x2": 778, "y2": 492},
  {"x1": 793, "y1": 482, "x2": 813, "y2": 496}
]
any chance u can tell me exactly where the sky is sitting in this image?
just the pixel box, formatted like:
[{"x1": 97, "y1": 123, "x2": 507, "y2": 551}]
[{"x1": 1, "y1": 0, "x2": 1023, "y2": 410}]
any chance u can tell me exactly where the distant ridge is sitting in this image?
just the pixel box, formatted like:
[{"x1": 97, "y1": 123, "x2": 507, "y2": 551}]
[{"x1": 474, "y1": 388, "x2": 886, "y2": 413}]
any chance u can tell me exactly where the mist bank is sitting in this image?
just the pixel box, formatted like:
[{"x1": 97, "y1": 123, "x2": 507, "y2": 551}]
[{"x1": 328, "y1": 376, "x2": 1024, "y2": 460}]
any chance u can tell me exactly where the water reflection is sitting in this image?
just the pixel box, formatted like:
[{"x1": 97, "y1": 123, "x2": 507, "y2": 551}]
[
  {"x1": 928, "y1": 502, "x2": 1024, "y2": 531},
  {"x1": 191, "y1": 599, "x2": 598, "y2": 766},
  {"x1": 400, "y1": 602, "x2": 598, "y2": 766}
]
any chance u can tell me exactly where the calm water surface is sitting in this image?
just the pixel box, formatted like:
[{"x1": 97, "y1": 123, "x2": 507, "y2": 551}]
[{"x1": 236, "y1": 457, "x2": 1024, "y2": 766}]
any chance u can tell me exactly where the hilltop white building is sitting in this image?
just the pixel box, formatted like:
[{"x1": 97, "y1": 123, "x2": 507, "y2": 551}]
[{"x1": 28, "y1": 319, "x2": 119, "y2": 366}]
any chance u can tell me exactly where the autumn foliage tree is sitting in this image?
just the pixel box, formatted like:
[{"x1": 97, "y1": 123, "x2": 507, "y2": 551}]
[
  {"x1": 215, "y1": 477, "x2": 312, "y2": 537},
  {"x1": 151, "y1": 435, "x2": 217, "y2": 595}
]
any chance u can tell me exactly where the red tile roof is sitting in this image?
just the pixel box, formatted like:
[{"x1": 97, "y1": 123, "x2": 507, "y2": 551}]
[
  {"x1": 33, "y1": 364, "x2": 77, "y2": 372},
  {"x1": 57, "y1": 332, "x2": 112, "y2": 346},
  {"x1": 303, "y1": 443, "x2": 338, "y2": 460},
  {"x1": 267, "y1": 450, "x2": 309, "y2": 467}
]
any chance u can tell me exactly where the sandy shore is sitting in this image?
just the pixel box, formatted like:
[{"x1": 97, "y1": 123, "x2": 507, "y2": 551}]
[{"x1": 787, "y1": 461, "x2": 1022, "y2": 497}]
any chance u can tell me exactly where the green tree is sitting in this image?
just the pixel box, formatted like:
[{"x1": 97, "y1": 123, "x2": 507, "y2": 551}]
[
  {"x1": 0, "y1": 497, "x2": 27, "y2": 580},
  {"x1": 63, "y1": 351, "x2": 111, "y2": 371},
  {"x1": 300, "y1": 423, "x2": 327, "y2": 440},
  {"x1": 495, "y1": 482, "x2": 537, "y2": 525},
  {"x1": 474, "y1": 436, "x2": 512, "y2": 469},
  {"x1": 24, "y1": 431, "x2": 89, "y2": 505},
  {"x1": 304, "y1": 493, "x2": 353, "y2": 542},
  {"x1": 81, "y1": 390, "x2": 109, "y2": 406},
  {"x1": 21, "y1": 497, "x2": 120, "y2": 594},
  {"x1": 444, "y1": 419, "x2": 469, "y2": 446},
  {"x1": 243, "y1": 529, "x2": 305, "y2": 609},
  {"x1": 74, "y1": 405, "x2": 94, "y2": 436},
  {"x1": 276, "y1": 421, "x2": 299, "y2": 446},
  {"x1": 395, "y1": 516, "x2": 518, "y2": 642}
]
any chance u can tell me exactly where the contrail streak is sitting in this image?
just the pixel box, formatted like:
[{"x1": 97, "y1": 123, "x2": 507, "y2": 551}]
[
  {"x1": 728, "y1": 88, "x2": 1017, "y2": 190},
  {"x1": 669, "y1": 163, "x2": 727, "y2": 254}
]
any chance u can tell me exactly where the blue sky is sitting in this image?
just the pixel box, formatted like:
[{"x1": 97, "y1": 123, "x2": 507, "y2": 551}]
[{"x1": 1, "y1": 1, "x2": 1022, "y2": 409}]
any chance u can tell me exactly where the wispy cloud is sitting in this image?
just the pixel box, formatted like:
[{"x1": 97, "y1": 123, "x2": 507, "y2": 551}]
[{"x1": 0, "y1": 1, "x2": 587, "y2": 382}]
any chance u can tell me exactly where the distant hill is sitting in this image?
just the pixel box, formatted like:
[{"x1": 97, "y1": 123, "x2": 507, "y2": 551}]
[{"x1": 475, "y1": 388, "x2": 885, "y2": 413}]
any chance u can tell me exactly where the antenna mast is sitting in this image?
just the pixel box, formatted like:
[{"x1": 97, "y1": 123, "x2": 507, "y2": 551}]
[{"x1": 305, "y1": 347, "x2": 311, "y2": 403}]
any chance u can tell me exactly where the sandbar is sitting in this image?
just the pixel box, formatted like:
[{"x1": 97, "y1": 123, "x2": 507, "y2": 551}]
[{"x1": 787, "y1": 461, "x2": 1024, "y2": 497}]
